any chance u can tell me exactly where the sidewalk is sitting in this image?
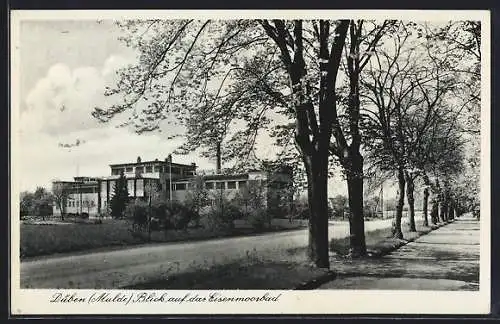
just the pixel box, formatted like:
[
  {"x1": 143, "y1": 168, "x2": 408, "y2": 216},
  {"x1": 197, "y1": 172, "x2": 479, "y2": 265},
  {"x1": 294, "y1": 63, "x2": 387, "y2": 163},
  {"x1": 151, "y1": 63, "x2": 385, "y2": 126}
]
[{"x1": 318, "y1": 214, "x2": 480, "y2": 290}]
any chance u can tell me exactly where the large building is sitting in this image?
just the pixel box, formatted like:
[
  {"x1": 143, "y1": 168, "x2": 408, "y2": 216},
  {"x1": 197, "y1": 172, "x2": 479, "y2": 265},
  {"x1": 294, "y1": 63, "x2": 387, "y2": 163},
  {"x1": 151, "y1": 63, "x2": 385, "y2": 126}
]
[{"x1": 52, "y1": 155, "x2": 293, "y2": 219}]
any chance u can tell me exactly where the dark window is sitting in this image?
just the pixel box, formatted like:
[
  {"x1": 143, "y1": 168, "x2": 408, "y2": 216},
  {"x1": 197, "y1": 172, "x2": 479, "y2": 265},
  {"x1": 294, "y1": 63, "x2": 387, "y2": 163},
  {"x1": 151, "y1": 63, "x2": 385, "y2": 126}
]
[
  {"x1": 146, "y1": 166, "x2": 153, "y2": 173},
  {"x1": 227, "y1": 181, "x2": 236, "y2": 189},
  {"x1": 125, "y1": 167, "x2": 133, "y2": 172},
  {"x1": 205, "y1": 182, "x2": 214, "y2": 190},
  {"x1": 238, "y1": 181, "x2": 247, "y2": 189},
  {"x1": 171, "y1": 167, "x2": 180, "y2": 174},
  {"x1": 154, "y1": 165, "x2": 161, "y2": 172},
  {"x1": 216, "y1": 182, "x2": 225, "y2": 190},
  {"x1": 136, "y1": 166, "x2": 144, "y2": 173},
  {"x1": 176, "y1": 183, "x2": 186, "y2": 191},
  {"x1": 111, "y1": 168, "x2": 121, "y2": 175}
]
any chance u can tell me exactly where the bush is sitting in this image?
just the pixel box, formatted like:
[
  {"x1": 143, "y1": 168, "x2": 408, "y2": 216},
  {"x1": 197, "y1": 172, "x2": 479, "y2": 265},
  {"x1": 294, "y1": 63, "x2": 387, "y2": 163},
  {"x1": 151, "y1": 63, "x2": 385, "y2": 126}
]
[
  {"x1": 247, "y1": 207, "x2": 269, "y2": 231},
  {"x1": 124, "y1": 199, "x2": 149, "y2": 231},
  {"x1": 205, "y1": 201, "x2": 242, "y2": 232},
  {"x1": 165, "y1": 201, "x2": 196, "y2": 231}
]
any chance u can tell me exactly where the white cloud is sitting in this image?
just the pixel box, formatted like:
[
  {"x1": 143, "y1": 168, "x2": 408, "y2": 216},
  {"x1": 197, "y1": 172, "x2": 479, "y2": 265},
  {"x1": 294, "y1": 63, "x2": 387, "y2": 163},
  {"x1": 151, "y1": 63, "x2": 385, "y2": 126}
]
[{"x1": 17, "y1": 54, "x2": 208, "y2": 191}]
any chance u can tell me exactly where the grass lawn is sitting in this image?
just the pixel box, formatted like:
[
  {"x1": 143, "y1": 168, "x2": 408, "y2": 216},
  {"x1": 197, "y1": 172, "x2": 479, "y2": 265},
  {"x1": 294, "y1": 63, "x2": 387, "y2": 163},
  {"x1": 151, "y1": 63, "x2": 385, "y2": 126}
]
[
  {"x1": 126, "y1": 256, "x2": 331, "y2": 290},
  {"x1": 329, "y1": 219, "x2": 443, "y2": 257},
  {"x1": 20, "y1": 219, "x2": 307, "y2": 259}
]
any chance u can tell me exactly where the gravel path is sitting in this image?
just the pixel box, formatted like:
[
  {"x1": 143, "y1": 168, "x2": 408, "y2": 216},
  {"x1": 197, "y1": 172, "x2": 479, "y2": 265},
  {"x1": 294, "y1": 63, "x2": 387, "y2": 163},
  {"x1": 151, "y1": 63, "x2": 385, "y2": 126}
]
[{"x1": 319, "y1": 214, "x2": 480, "y2": 290}]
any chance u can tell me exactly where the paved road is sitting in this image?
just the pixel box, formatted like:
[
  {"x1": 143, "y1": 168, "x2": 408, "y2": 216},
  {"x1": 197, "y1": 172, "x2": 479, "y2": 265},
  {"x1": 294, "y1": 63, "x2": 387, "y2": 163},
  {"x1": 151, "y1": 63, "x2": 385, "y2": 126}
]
[
  {"x1": 319, "y1": 214, "x2": 480, "y2": 290},
  {"x1": 21, "y1": 218, "x2": 399, "y2": 289}
]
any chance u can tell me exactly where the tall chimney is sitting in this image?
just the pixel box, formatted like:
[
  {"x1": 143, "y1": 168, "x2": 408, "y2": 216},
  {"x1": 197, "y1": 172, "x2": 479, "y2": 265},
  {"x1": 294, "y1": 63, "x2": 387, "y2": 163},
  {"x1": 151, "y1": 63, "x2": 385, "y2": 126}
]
[{"x1": 216, "y1": 142, "x2": 221, "y2": 173}]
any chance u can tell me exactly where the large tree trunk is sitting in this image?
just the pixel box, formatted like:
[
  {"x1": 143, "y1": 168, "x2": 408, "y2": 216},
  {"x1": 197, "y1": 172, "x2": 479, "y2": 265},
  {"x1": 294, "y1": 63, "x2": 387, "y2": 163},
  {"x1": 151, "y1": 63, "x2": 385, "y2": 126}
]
[
  {"x1": 392, "y1": 168, "x2": 405, "y2": 239},
  {"x1": 422, "y1": 187, "x2": 429, "y2": 227},
  {"x1": 404, "y1": 171, "x2": 416, "y2": 232},
  {"x1": 303, "y1": 153, "x2": 330, "y2": 268},
  {"x1": 431, "y1": 199, "x2": 439, "y2": 224},
  {"x1": 345, "y1": 150, "x2": 366, "y2": 257},
  {"x1": 448, "y1": 199, "x2": 455, "y2": 220},
  {"x1": 440, "y1": 193, "x2": 448, "y2": 222}
]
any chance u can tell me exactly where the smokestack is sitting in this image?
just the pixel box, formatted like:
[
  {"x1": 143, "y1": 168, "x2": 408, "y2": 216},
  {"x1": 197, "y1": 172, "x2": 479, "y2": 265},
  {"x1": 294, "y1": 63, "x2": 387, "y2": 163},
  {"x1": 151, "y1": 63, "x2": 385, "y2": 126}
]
[{"x1": 216, "y1": 142, "x2": 221, "y2": 173}]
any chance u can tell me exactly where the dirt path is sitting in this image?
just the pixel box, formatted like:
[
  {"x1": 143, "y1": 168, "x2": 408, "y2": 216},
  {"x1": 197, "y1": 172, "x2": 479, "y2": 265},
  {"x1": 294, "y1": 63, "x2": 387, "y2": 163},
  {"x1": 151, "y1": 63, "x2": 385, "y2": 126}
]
[{"x1": 318, "y1": 214, "x2": 480, "y2": 290}]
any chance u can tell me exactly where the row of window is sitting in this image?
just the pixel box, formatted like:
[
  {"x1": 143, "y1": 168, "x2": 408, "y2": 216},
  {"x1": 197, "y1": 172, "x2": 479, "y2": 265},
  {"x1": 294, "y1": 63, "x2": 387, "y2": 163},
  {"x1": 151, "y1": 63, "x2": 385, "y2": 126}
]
[
  {"x1": 67, "y1": 200, "x2": 96, "y2": 208},
  {"x1": 172, "y1": 180, "x2": 247, "y2": 191},
  {"x1": 111, "y1": 165, "x2": 195, "y2": 175}
]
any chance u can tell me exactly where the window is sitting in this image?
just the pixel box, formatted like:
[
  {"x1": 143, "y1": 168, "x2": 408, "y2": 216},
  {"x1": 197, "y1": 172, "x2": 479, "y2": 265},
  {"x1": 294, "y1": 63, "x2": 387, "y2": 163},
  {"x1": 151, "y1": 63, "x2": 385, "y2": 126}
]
[
  {"x1": 125, "y1": 166, "x2": 133, "y2": 173},
  {"x1": 175, "y1": 183, "x2": 186, "y2": 191},
  {"x1": 154, "y1": 165, "x2": 161, "y2": 172},
  {"x1": 227, "y1": 181, "x2": 236, "y2": 189},
  {"x1": 238, "y1": 181, "x2": 247, "y2": 189},
  {"x1": 216, "y1": 182, "x2": 225, "y2": 190},
  {"x1": 146, "y1": 166, "x2": 153, "y2": 173},
  {"x1": 76, "y1": 200, "x2": 79, "y2": 207},
  {"x1": 171, "y1": 167, "x2": 180, "y2": 174},
  {"x1": 111, "y1": 168, "x2": 121, "y2": 175},
  {"x1": 205, "y1": 182, "x2": 214, "y2": 190},
  {"x1": 136, "y1": 166, "x2": 144, "y2": 173}
]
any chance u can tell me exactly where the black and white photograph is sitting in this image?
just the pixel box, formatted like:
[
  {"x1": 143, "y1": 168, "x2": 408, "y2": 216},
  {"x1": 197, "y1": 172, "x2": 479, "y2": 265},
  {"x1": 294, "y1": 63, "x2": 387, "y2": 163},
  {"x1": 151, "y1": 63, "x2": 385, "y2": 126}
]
[{"x1": 10, "y1": 10, "x2": 490, "y2": 315}]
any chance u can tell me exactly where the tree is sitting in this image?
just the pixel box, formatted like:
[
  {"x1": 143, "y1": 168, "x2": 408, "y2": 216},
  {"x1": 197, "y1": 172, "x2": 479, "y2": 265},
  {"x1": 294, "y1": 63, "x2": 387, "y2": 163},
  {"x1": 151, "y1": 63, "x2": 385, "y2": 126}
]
[
  {"x1": 329, "y1": 194, "x2": 348, "y2": 219},
  {"x1": 361, "y1": 22, "x2": 460, "y2": 237},
  {"x1": 184, "y1": 175, "x2": 209, "y2": 226},
  {"x1": 329, "y1": 20, "x2": 395, "y2": 256},
  {"x1": 31, "y1": 187, "x2": 54, "y2": 220},
  {"x1": 20, "y1": 191, "x2": 35, "y2": 218},
  {"x1": 110, "y1": 171, "x2": 130, "y2": 219},
  {"x1": 93, "y1": 19, "x2": 351, "y2": 268},
  {"x1": 52, "y1": 182, "x2": 68, "y2": 221}
]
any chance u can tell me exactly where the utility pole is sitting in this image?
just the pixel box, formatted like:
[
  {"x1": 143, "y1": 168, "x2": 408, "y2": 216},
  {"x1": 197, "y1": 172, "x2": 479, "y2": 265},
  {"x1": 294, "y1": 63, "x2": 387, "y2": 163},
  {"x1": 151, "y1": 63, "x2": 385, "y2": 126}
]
[
  {"x1": 148, "y1": 180, "x2": 152, "y2": 242},
  {"x1": 168, "y1": 154, "x2": 173, "y2": 208}
]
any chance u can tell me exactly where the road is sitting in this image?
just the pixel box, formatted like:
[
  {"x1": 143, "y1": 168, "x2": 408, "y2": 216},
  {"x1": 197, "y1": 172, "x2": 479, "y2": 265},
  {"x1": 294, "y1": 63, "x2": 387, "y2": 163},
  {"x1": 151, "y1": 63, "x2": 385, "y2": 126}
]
[
  {"x1": 319, "y1": 214, "x2": 480, "y2": 290},
  {"x1": 20, "y1": 218, "x2": 398, "y2": 289}
]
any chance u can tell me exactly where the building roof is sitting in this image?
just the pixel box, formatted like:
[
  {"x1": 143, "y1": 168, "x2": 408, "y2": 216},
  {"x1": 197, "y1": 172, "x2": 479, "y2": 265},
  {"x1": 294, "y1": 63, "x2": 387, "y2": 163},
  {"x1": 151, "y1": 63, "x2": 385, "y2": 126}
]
[
  {"x1": 100, "y1": 174, "x2": 160, "y2": 180},
  {"x1": 109, "y1": 160, "x2": 197, "y2": 168},
  {"x1": 174, "y1": 173, "x2": 250, "y2": 182}
]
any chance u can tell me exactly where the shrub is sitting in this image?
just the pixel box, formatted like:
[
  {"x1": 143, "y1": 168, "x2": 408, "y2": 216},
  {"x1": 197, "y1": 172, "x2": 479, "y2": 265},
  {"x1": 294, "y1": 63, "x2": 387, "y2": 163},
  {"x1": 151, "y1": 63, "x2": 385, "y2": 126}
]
[
  {"x1": 205, "y1": 201, "x2": 242, "y2": 232},
  {"x1": 124, "y1": 199, "x2": 149, "y2": 231},
  {"x1": 166, "y1": 201, "x2": 195, "y2": 231},
  {"x1": 247, "y1": 207, "x2": 268, "y2": 231}
]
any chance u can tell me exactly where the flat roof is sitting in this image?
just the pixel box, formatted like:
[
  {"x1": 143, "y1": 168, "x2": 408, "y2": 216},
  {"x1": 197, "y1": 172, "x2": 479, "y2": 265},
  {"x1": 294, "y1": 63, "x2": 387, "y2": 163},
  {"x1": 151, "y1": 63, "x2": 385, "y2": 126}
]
[
  {"x1": 109, "y1": 160, "x2": 197, "y2": 168},
  {"x1": 100, "y1": 174, "x2": 160, "y2": 180},
  {"x1": 174, "y1": 173, "x2": 250, "y2": 182}
]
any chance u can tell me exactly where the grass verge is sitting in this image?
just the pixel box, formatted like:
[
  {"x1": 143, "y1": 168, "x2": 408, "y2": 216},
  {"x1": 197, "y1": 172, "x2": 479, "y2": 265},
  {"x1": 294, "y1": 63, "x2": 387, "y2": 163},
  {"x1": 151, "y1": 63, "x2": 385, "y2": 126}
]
[
  {"x1": 125, "y1": 257, "x2": 330, "y2": 290},
  {"x1": 329, "y1": 220, "x2": 448, "y2": 258},
  {"x1": 20, "y1": 219, "x2": 307, "y2": 260}
]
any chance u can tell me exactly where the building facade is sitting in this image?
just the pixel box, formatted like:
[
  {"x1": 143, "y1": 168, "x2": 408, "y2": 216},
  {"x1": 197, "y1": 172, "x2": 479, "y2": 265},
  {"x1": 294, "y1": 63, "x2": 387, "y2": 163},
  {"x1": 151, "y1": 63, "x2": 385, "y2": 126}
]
[{"x1": 52, "y1": 155, "x2": 293, "y2": 219}]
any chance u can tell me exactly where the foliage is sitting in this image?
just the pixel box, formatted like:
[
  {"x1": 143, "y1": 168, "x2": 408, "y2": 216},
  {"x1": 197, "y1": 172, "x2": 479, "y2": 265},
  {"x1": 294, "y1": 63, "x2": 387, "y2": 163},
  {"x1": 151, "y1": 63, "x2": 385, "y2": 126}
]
[
  {"x1": 183, "y1": 176, "x2": 209, "y2": 225},
  {"x1": 329, "y1": 195, "x2": 348, "y2": 219},
  {"x1": 52, "y1": 182, "x2": 69, "y2": 220},
  {"x1": 110, "y1": 172, "x2": 130, "y2": 219},
  {"x1": 205, "y1": 194, "x2": 242, "y2": 232},
  {"x1": 20, "y1": 187, "x2": 54, "y2": 219},
  {"x1": 124, "y1": 199, "x2": 149, "y2": 231}
]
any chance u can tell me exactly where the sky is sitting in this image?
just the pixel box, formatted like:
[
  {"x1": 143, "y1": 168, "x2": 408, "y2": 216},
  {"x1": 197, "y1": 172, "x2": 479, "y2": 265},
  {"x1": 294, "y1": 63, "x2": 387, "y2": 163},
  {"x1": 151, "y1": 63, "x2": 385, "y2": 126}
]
[{"x1": 14, "y1": 19, "x2": 398, "y2": 198}]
